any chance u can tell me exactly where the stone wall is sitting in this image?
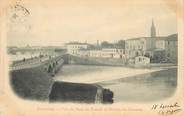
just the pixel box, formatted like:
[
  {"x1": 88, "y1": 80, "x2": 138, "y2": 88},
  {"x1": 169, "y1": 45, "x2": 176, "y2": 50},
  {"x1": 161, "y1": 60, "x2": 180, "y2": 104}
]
[
  {"x1": 68, "y1": 55, "x2": 126, "y2": 66},
  {"x1": 10, "y1": 56, "x2": 65, "y2": 100}
]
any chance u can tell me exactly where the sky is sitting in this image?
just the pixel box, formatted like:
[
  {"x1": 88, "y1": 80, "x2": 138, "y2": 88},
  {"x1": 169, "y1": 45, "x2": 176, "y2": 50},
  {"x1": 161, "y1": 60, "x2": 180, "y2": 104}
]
[{"x1": 7, "y1": 0, "x2": 177, "y2": 46}]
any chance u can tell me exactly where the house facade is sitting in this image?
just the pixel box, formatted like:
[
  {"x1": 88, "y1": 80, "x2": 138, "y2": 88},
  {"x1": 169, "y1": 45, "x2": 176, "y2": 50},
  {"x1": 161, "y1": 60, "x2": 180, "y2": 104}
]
[
  {"x1": 125, "y1": 37, "x2": 156, "y2": 59},
  {"x1": 66, "y1": 42, "x2": 89, "y2": 56},
  {"x1": 165, "y1": 34, "x2": 178, "y2": 63},
  {"x1": 155, "y1": 38, "x2": 166, "y2": 50},
  {"x1": 135, "y1": 56, "x2": 150, "y2": 66},
  {"x1": 66, "y1": 43, "x2": 126, "y2": 59},
  {"x1": 101, "y1": 48, "x2": 125, "y2": 58}
]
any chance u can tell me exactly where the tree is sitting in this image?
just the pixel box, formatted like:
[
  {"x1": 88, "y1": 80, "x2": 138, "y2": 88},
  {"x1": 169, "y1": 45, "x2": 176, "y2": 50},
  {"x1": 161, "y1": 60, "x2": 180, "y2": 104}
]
[
  {"x1": 101, "y1": 41, "x2": 113, "y2": 48},
  {"x1": 115, "y1": 40, "x2": 125, "y2": 49}
]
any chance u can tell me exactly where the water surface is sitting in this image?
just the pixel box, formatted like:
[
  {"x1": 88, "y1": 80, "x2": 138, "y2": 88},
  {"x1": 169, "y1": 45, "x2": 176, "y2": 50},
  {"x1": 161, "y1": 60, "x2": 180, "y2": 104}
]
[{"x1": 54, "y1": 65, "x2": 177, "y2": 103}]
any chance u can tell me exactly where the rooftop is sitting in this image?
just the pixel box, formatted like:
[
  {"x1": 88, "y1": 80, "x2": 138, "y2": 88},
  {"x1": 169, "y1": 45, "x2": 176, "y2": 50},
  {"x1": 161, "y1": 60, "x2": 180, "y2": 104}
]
[
  {"x1": 125, "y1": 34, "x2": 177, "y2": 41},
  {"x1": 66, "y1": 42, "x2": 90, "y2": 45},
  {"x1": 165, "y1": 34, "x2": 178, "y2": 41}
]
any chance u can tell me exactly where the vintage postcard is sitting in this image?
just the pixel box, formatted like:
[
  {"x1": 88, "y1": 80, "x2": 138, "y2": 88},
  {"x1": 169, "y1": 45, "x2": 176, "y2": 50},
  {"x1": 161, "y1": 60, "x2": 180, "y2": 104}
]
[{"x1": 0, "y1": 0, "x2": 184, "y2": 115}]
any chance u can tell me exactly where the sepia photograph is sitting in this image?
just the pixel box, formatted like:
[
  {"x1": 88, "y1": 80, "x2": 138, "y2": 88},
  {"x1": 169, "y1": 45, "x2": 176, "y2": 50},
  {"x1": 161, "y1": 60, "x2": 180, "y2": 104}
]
[{"x1": 0, "y1": 0, "x2": 184, "y2": 115}]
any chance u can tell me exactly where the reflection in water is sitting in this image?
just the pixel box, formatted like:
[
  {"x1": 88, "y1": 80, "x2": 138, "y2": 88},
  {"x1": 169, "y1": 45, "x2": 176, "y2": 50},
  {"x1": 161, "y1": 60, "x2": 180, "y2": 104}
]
[{"x1": 98, "y1": 68, "x2": 177, "y2": 102}]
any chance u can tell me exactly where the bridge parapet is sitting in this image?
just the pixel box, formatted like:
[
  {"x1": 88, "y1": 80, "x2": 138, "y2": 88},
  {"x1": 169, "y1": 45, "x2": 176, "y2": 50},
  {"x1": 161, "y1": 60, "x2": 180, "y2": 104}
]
[
  {"x1": 44, "y1": 56, "x2": 64, "y2": 76},
  {"x1": 10, "y1": 55, "x2": 65, "y2": 72}
]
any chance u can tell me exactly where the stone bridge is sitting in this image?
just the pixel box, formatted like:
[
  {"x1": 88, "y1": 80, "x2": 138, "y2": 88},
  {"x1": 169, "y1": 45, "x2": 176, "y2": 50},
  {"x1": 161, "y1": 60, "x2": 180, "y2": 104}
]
[
  {"x1": 10, "y1": 54, "x2": 69, "y2": 76},
  {"x1": 10, "y1": 54, "x2": 114, "y2": 103}
]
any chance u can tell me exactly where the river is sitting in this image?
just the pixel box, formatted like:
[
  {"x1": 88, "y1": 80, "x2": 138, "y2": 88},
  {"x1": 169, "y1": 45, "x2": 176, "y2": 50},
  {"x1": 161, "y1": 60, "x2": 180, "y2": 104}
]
[{"x1": 54, "y1": 65, "x2": 177, "y2": 103}]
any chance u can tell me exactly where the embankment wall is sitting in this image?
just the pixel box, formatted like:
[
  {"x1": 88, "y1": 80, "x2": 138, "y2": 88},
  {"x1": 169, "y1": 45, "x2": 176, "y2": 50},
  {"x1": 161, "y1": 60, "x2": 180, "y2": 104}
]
[
  {"x1": 10, "y1": 57, "x2": 64, "y2": 100},
  {"x1": 68, "y1": 55, "x2": 126, "y2": 66}
]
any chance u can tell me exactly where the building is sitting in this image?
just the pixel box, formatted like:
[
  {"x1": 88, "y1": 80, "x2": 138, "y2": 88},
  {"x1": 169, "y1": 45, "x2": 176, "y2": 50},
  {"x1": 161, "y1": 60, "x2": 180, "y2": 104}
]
[
  {"x1": 151, "y1": 35, "x2": 177, "y2": 63},
  {"x1": 151, "y1": 37, "x2": 167, "y2": 63},
  {"x1": 155, "y1": 37, "x2": 167, "y2": 50},
  {"x1": 125, "y1": 37, "x2": 156, "y2": 58},
  {"x1": 66, "y1": 41, "x2": 126, "y2": 59},
  {"x1": 165, "y1": 34, "x2": 178, "y2": 63},
  {"x1": 87, "y1": 47, "x2": 125, "y2": 59},
  {"x1": 89, "y1": 50, "x2": 102, "y2": 57},
  {"x1": 65, "y1": 20, "x2": 177, "y2": 64},
  {"x1": 125, "y1": 20, "x2": 157, "y2": 59},
  {"x1": 151, "y1": 19, "x2": 156, "y2": 37},
  {"x1": 125, "y1": 20, "x2": 178, "y2": 64},
  {"x1": 135, "y1": 56, "x2": 150, "y2": 66},
  {"x1": 125, "y1": 38, "x2": 144, "y2": 58},
  {"x1": 101, "y1": 48, "x2": 125, "y2": 58},
  {"x1": 66, "y1": 42, "x2": 89, "y2": 56}
]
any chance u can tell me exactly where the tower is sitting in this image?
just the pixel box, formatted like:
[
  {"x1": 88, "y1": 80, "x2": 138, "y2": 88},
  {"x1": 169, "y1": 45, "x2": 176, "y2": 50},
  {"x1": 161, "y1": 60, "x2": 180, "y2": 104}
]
[{"x1": 151, "y1": 19, "x2": 156, "y2": 37}]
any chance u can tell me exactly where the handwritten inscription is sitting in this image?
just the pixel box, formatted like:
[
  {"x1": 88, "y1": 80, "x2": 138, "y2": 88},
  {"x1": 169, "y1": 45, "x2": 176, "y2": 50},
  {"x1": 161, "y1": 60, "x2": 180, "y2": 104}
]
[
  {"x1": 12, "y1": 4, "x2": 30, "y2": 20},
  {"x1": 14, "y1": 4, "x2": 30, "y2": 16},
  {"x1": 151, "y1": 102, "x2": 182, "y2": 115},
  {"x1": 10, "y1": 1, "x2": 30, "y2": 22}
]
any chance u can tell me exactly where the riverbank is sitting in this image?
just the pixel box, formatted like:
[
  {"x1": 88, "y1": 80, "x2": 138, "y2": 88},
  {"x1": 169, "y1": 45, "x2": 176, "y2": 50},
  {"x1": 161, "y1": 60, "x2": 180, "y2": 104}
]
[{"x1": 67, "y1": 54, "x2": 177, "y2": 68}]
